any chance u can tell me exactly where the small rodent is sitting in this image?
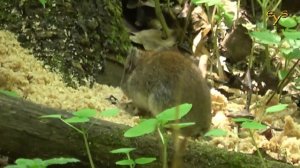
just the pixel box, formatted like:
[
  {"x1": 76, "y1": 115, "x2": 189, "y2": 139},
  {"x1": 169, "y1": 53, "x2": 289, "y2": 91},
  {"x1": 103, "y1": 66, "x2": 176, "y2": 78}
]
[{"x1": 120, "y1": 48, "x2": 212, "y2": 137}]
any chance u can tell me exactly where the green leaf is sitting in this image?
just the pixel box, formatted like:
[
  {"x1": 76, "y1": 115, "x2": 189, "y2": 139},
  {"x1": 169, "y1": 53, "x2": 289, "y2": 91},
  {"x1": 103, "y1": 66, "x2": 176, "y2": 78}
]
[
  {"x1": 280, "y1": 48, "x2": 293, "y2": 56},
  {"x1": 214, "y1": 14, "x2": 221, "y2": 22},
  {"x1": 282, "y1": 31, "x2": 300, "y2": 40},
  {"x1": 39, "y1": 0, "x2": 47, "y2": 8},
  {"x1": 124, "y1": 119, "x2": 158, "y2": 137},
  {"x1": 15, "y1": 158, "x2": 37, "y2": 165},
  {"x1": 14, "y1": 158, "x2": 45, "y2": 167},
  {"x1": 283, "y1": 31, "x2": 300, "y2": 40},
  {"x1": 156, "y1": 103, "x2": 192, "y2": 122},
  {"x1": 40, "y1": 114, "x2": 62, "y2": 119},
  {"x1": 223, "y1": 11, "x2": 234, "y2": 27},
  {"x1": 64, "y1": 116, "x2": 89, "y2": 123},
  {"x1": 100, "y1": 108, "x2": 119, "y2": 117},
  {"x1": 191, "y1": 0, "x2": 221, "y2": 6},
  {"x1": 284, "y1": 48, "x2": 300, "y2": 60},
  {"x1": 73, "y1": 109, "x2": 97, "y2": 118},
  {"x1": 204, "y1": 129, "x2": 227, "y2": 137},
  {"x1": 296, "y1": 16, "x2": 300, "y2": 23},
  {"x1": 110, "y1": 148, "x2": 136, "y2": 154},
  {"x1": 115, "y1": 159, "x2": 135, "y2": 166},
  {"x1": 135, "y1": 157, "x2": 156, "y2": 164},
  {"x1": 0, "y1": 90, "x2": 19, "y2": 97},
  {"x1": 250, "y1": 31, "x2": 281, "y2": 45},
  {"x1": 278, "y1": 70, "x2": 288, "y2": 80},
  {"x1": 44, "y1": 158, "x2": 80, "y2": 166},
  {"x1": 232, "y1": 118, "x2": 253, "y2": 122},
  {"x1": 3, "y1": 166, "x2": 21, "y2": 168},
  {"x1": 241, "y1": 121, "x2": 267, "y2": 130},
  {"x1": 232, "y1": 118, "x2": 253, "y2": 123},
  {"x1": 266, "y1": 104, "x2": 288, "y2": 113},
  {"x1": 279, "y1": 17, "x2": 298, "y2": 28}
]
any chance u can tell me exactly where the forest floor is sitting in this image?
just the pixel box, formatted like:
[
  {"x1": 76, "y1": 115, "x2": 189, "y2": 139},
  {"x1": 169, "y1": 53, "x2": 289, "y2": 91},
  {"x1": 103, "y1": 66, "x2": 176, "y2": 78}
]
[{"x1": 1, "y1": 30, "x2": 299, "y2": 166}]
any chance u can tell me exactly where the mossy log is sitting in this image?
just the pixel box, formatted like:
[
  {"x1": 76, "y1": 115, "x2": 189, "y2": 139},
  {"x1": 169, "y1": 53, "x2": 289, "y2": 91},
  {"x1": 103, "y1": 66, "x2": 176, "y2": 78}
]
[{"x1": 0, "y1": 93, "x2": 295, "y2": 168}]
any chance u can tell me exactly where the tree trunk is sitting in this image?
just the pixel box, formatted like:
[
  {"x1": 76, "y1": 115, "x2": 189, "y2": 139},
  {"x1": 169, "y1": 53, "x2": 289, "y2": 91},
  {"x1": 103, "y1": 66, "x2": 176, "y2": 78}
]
[{"x1": 0, "y1": 93, "x2": 295, "y2": 168}]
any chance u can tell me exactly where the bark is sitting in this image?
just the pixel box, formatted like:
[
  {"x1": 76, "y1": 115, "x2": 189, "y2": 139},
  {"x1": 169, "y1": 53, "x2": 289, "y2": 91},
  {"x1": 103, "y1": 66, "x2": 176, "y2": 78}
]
[{"x1": 0, "y1": 93, "x2": 295, "y2": 168}]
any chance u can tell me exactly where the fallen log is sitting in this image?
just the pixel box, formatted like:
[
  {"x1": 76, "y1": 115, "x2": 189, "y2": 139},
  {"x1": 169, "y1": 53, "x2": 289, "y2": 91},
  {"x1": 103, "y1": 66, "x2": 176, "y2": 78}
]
[{"x1": 0, "y1": 93, "x2": 295, "y2": 168}]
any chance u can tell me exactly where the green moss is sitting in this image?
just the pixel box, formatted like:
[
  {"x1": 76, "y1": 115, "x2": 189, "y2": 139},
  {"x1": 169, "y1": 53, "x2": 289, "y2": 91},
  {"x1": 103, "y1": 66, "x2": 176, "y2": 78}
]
[{"x1": 0, "y1": 0, "x2": 131, "y2": 86}]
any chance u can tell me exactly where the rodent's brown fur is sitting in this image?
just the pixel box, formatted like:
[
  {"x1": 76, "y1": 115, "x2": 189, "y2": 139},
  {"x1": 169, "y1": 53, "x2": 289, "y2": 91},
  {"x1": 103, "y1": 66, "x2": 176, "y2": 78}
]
[{"x1": 121, "y1": 48, "x2": 212, "y2": 137}]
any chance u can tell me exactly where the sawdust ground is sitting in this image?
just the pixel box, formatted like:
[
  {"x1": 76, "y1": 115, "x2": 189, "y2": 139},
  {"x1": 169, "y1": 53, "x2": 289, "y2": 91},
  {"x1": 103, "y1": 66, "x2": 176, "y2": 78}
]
[{"x1": 0, "y1": 30, "x2": 135, "y2": 126}]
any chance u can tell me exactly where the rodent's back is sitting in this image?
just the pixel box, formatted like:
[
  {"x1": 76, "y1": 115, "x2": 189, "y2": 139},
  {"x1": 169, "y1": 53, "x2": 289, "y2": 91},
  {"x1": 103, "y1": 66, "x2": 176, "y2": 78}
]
[{"x1": 121, "y1": 50, "x2": 212, "y2": 137}]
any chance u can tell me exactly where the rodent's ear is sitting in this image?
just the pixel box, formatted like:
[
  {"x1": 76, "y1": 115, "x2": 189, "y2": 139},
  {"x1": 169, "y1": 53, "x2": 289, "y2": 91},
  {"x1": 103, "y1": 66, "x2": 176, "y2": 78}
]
[{"x1": 124, "y1": 47, "x2": 140, "y2": 73}]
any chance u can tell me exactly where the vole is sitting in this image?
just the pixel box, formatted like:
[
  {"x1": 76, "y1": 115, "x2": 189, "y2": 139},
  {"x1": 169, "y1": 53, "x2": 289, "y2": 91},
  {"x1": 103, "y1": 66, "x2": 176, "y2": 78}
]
[{"x1": 120, "y1": 48, "x2": 212, "y2": 137}]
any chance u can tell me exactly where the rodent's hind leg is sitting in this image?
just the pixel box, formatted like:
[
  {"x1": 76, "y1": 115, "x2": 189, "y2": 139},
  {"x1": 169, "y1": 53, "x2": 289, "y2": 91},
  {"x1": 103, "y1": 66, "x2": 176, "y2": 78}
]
[
  {"x1": 135, "y1": 108, "x2": 153, "y2": 117},
  {"x1": 119, "y1": 101, "x2": 153, "y2": 117}
]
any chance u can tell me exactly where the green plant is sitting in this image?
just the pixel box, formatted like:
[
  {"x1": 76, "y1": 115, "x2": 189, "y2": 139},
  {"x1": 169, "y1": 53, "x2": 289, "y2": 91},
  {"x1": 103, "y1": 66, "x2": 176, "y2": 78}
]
[
  {"x1": 38, "y1": 0, "x2": 47, "y2": 8},
  {"x1": 279, "y1": 15, "x2": 299, "y2": 29},
  {"x1": 191, "y1": 0, "x2": 234, "y2": 80},
  {"x1": 248, "y1": 1, "x2": 299, "y2": 102},
  {"x1": 41, "y1": 108, "x2": 119, "y2": 168},
  {"x1": 154, "y1": 0, "x2": 171, "y2": 38},
  {"x1": 230, "y1": 103, "x2": 290, "y2": 168},
  {"x1": 255, "y1": 0, "x2": 282, "y2": 29},
  {"x1": 250, "y1": 30, "x2": 300, "y2": 104},
  {"x1": 123, "y1": 103, "x2": 194, "y2": 168},
  {"x1": 233, "y1": 118, "x2": 268, "y2": 168},
  {"x1": 5, "y1": 157, "x2": 79, "y2": 168},
  {"x1": 265, "y1": 103, "x2": 288, "y2": 113},
  {"x1": 204, "y1": 128, "x2": 227, "y2": 137},
  {"x1": 0, "y1": 89, "x2": 19, "y2": 97},
  {"x1": 110, "y1": 148, "x2": 156, "y2": 168},
  {"x1": 192, "y1": 0, "x2": 234, "y2": 27}
]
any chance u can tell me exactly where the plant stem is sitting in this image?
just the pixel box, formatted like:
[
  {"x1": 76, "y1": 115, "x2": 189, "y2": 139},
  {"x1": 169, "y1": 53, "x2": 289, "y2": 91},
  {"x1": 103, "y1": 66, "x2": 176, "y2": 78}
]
[
  {"x1": 249, "y1": 130, "x2": 267, "y2": 168},
  {"x1": 179, "y1": 2, "x2": 194, "y2": 44},
  {"x1": 61, "y1": 120, "x2": 95, "y2": 168},
  {"x1": 266, "y1": 59, "x2": 300, "y2": 105},
  {"x1": 126, "y1": 153, "x2": 134, "y2": 168},
  {"x1": 154, "y1": 0, "x2": 170, "y2": 38},
  {"x1": 158, "y1": 128, "x2": 168, "y2": 168},
  {"x1": 61, "y1": 119, "x2": 83, "y2": 134},
  {"x1": 82, "y1": 132, "x2": 95, "y2": 168}
]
